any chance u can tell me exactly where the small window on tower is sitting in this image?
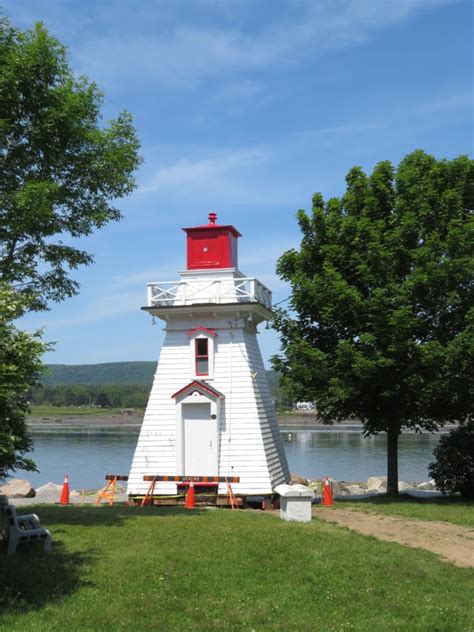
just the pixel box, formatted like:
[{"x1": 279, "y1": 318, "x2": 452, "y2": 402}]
[{"x1": 195, "y1": 338, "x2": 209, "y2": 376}]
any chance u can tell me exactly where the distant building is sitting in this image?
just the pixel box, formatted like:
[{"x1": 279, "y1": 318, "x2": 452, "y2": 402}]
[{"x1": 295, "y1": 402, "x2": 315, "y2": 411}]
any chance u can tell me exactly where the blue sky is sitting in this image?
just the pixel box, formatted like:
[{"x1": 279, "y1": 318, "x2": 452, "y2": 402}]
[{"x1": 5, "y1": 0, "x2": 473, "y2": 367}]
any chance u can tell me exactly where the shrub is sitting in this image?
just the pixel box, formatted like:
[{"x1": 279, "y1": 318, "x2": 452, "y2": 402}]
[{"x1": 428, "y1": 421, "x2": 474, "y2": 499}]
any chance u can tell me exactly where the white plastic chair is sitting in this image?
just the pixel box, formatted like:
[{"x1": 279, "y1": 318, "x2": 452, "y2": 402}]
[{"x1": 0, "y1": 495, "x2": 52, "y2": 555}]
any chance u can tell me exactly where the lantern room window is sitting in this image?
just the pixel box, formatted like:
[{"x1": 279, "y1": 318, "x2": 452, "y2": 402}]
[{"x1": 195, "y1": 338, "x2": 209, "y2": 376}]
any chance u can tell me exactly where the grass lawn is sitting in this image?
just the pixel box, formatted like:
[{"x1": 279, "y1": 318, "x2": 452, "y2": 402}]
[
  {"x1": 1, "y1": 506, "x2": 473, "y2": 631},
  {"x1": 339, "y1": 495, "x2": 474, "y2": 527}
]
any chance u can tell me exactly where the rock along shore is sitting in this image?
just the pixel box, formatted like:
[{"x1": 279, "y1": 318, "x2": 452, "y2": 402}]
[
  {"x1": 288, "y1": 473, "x2": 438, "y2": 497},
  {"x1": 1, "y1": 475, "x2": 439, "y2": 506}
]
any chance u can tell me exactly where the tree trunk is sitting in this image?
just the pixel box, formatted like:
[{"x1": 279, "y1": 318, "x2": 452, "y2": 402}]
[{"x1": 386, "y1": 426, "x2": 399, "y2": 496}]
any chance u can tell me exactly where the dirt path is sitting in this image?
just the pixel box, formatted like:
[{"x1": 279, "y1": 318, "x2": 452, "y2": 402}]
[{"x1": 314, "y1": 508, "x2": 474, "y2": 568}]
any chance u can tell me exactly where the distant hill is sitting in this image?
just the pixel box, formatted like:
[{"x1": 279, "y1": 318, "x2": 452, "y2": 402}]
[
  {"x1": 42, "y1": 362, "x2": 279, "y2": 390},
  {"x1": 43, "y1": 362, "x2": 157, "y2": 386}
]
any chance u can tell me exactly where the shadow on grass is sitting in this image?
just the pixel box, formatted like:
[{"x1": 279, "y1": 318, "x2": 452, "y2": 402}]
[
  {"x1": 11, "y1": 504, "x2": 208, "y2": 528},
  {"x1": 0, "y1": 539, "x2": 91, "y2": 616},
  {"x1": 0, "y1": 506, "x2": 208, "y2": 616}
]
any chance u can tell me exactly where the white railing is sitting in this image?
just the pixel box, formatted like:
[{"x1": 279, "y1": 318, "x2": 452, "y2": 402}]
[{"x1": 146, "y1": 277, "x2": 272, "y2": 310}]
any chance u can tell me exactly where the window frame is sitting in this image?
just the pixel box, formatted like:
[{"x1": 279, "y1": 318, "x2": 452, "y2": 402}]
[
  {"x1": 189, "y1": 331, "x2": 215, "y2": 380},
  {"x1": 195, "y1": 337, "x2": 209, "y2": 376}
]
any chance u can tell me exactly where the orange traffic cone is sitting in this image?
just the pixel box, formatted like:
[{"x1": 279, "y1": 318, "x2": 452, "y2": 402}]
[
  {"x1": 323, "y1": 477, "x2": 333, "y2": 507},
  {"x1": 184, "y1": 480, "x2": 195, "y2": 509},
  {"x1": 59, "y1": 474, "x2": 70, "y2": 505}
]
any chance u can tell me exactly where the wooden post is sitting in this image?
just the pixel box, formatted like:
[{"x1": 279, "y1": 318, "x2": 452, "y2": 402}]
[{"x1": 262, "y1": 497, "x2": 272, "y2": 511}]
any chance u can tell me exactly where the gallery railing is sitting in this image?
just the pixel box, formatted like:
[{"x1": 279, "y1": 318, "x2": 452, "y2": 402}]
[{"x1": 146, "y1": 277, "x2": 272, "y2": 310}]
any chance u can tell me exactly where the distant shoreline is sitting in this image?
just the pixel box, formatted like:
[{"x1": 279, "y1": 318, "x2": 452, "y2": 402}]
[
  {"x1": 27, "y1": 412, "x2": 456, "y2": 433},
  {"x1": 27, "y1": 411, "x2": 332, "y2": 430}
]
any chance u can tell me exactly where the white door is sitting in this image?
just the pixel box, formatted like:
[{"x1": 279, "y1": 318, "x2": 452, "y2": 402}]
[{"x1": 183, "y1": 403, "x2": 216, "y2": 476}]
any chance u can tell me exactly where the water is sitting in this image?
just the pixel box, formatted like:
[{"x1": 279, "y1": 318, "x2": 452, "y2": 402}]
[
  {"x1": 23, "y1": 428, "x2": 441, "y2": 490},
  {"x1": 281, "y1": 430, "x2": 440, "y2": 482}
]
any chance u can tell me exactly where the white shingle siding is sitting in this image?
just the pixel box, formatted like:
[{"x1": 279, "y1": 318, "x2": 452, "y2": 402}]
[{"x1": 128, "y1": 276, "x2": 289, "y2": 496}]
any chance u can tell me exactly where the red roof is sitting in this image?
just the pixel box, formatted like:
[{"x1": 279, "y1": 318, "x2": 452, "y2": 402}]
[
  {"x1": 187, "y1": 326, "x2": 218, "y2": 337},
  {"x1": 182, "y1": 212, "x2": 241, "y2": 238},
  {"x1": 171, "y1": 380, "x2": 224, "y2": 400}
]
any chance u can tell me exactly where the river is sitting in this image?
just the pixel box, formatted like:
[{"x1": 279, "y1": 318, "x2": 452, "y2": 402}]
[{"x1": 23, "y1": 426, "x2": 441, "y2": 490}]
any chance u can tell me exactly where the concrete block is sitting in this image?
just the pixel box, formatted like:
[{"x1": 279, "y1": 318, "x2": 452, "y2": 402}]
[{"x1": 275, "y1": 484, "x2": 314, "y2": 523}]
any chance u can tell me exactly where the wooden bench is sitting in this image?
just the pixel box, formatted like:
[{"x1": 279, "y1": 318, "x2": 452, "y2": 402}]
[{"x1": 0, "y1": 495, "x2": 52, "y2": 555}]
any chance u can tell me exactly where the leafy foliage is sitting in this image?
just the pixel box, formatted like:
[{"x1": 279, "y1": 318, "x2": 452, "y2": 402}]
[
  {"x1": 272, "y1": 150, "x2": 474, "y2": 494},
  {"x1": 0, "y1": 15, "x2": 141, "y2": 479},
  {"x1": 31, "y1": 383, "x2": 150, "y2": 409},
  {"x1": 31, "y1": 367, "x2": 281, "y2": 410},
  {"x1": 41, "y1": 361, "x2": 158, "y2": 386},
  {"x1": 0, "y1": 284, "x2": 48, "y2": 479},
  {"x1": 0, "y1": 17, "x2": 141, "y2": 309},
  {"x1": 429, "y1": 421, "x2": 474, "y2": 499}
]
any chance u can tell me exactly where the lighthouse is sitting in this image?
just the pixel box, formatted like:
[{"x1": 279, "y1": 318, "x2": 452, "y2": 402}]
[{"x1": 127, "y1": 213, "x2": 289, "y2": 500}]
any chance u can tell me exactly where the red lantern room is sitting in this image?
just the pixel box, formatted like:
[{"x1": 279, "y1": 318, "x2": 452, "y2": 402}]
[{"x1": 183, "y1": 213, "x2": 242, "y2": 270}]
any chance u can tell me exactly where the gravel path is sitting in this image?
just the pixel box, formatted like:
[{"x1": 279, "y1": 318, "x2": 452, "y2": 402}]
[
  {"x1": 11, "y1": 493, "x2": 128, "y2": 507},
  {"x1": 314, "y1": 507, "x2": 474, "y2": 568}
]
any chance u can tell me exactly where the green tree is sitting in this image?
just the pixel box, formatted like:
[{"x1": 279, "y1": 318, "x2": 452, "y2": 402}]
[
  {"x1": 70, "y1": 385, "x2": 91, "y2": 406},
  {"x1": 272, "y1": 150, "x2": 474, "y2": 495},
  {"x1": 122, "y1": 387, "x2": 149, "y2": 409},
  {"x1": 0, "y1": 17, "x2": 141, "y2": 309},
  {"x1": 429, "y1": 420, "x2": 474, "y2": 499},
  {"x1": 0, "y1": 284, "x2": 48, "y2": 480},
  {"x1": 104, "y1": 384, "x2": 126, "y2": 408},
  {"x1": 95, "y1": 391, "x2": 111, "y2": 408},
  {"x1": 0, "y1": 16, "x2": 141, "y2": 479}
]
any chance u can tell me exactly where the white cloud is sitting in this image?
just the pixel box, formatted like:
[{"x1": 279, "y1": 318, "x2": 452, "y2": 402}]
[
  {"x1": 134, "y1": 74, "x2": 471, "y2": 209},
  {"x1": 110, "y1": 264, "x2": 183, "y2": 289},
  {"x1": 43, "y1": 290, "x2": 146, "y2": 328},
  {"x1": 409, "y1": 90, "x2": 473, "y2": 116},
  {"x1": 212, "y1": 79, "x2": 268, "y2": 113},
  {"x1": 68, "y1": 0, "x2": 453, "y2": 91},
  {"x1": 141, "y1": 149, "x2": 263, "y2": 192},
  {"x1": 289, "y1": 123, "x2": 386, "y2": 148},
  {"x1": 139, "y1": 147, "x2": 272, "y2": 204}
]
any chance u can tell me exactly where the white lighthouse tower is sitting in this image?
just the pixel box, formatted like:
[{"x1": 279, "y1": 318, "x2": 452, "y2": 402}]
[{"x1": 127, "y1": 213, "x2": 289, "y2": 500}]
